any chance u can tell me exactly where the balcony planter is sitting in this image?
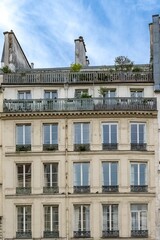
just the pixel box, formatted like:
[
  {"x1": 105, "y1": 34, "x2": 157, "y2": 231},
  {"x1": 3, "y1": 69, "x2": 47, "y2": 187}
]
[
  {"x1": 74, "y1": 144, "x2": 90, "y2": 151},
  {"x1": 43, "y1": 144, "x2": 58, "y2": 151},
  {"x1": 16, "y1": 144, "x2": 31, "y2": 152}
]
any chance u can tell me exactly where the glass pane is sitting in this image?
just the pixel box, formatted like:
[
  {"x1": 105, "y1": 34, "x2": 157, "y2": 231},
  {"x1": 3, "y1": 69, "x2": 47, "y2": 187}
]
[
  {"x1": 102, "y1": 162, "x2": 109, "y2": 185},
  {"x1": 44, "y1": 125, "x2": 50, "y2": 144},
  {"x1": 25, "y1": 164, "x2": 31, "y2": 187},
  {"x1": 139, "y1": 124, "x2": 145, "y2": 143},
  {"x1": 16, "y1": 125, "x2": 23, "y2": 144},
  {"x1": 131, "y1": 164, "x2": 138, "y2": 185},
  {"x1": 25, "y1": 125, "x2": 31, "y2": 145},
  {"x1": 51, "y1": 125, "x2": 58, "y2": 144},
  {"x1": 82, "y1": 163, "x2": 89, "y2": 185},
  {"x1": 131, "y1": 212, "x2": 138, "y2": 230},
  {"x1": 131, "y1": 124, "x2": 137, "y2": 143},
  {"x1": 83, "y1": 123, "x2": 89, "y2": 144},
  {"x1": 140, "y1": 164, "x2": 147, "y2": 185},
  {"x1": 74, "y1": 164, "x2": 81, "y2": 186},
  {"x1": 111, "y1": 125, "x2": 117, "y2": 143},
  {"x1": 74, "y1": 124, "x2": 81, "y2": 144},
  {"x1": 111, "y1": 163, "x2": 117, "y2": 185},
  {"x1": 103, "y1": 125, "x2": 109, "y2": 143}
]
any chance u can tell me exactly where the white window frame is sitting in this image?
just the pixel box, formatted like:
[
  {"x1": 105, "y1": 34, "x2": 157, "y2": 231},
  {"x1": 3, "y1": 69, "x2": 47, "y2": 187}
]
[
  {"x1": 43, "y1": 124, "x2": 58, "y2": 145},
  {"x1": 102, "y1": 123, "x2": 118, "y2": 144},
  {"x1": 44, "y1": 205, "x2": 59, "y2": 232},
  {"x1": 17, "y1": 164, "x2": 31, "y2": 188},
  {"x1": 17, "y1": 206, "x2": 31, "y2": 232},
  {"x1": 16, "y1": 124, "x2": 31, "y2": 145},
  {"x1": 73, "y1": 162, "x2": 90, "y2": 186},
  {"x1": 74, "y1": 205, "x2": 90, "y2": 232},
  {"x1": 18, "y1": 91, "x2": 31, "y2": 99},
  {"x1": 74, "y1": 123, "x2": 90, "y2": 144},
  {"x1": 44, "y1": 163, "x2": 58, "y2": 187},
  {"x1": 130, "y1": 162, "x2": 147, "y2": 186},
  {"x1": 130, "y1": 123, "x2": 146, "y2": 144},
  {"x1": 102, "y1": 162, "x2": 118, "y2": 186},
  {"x1": 103, "y1": 204, "x2": 118, "y2": 231},
  {"x1": 44, "y1": 90, "x2": 58, "y2": 99},
  {"x1": 131, "y1": 204, "x2": 147, "y2": 231}
]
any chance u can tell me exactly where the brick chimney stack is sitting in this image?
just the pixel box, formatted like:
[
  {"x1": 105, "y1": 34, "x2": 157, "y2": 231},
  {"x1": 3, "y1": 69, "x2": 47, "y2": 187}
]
[{"x1": 74, "y1": 36, "x2": 89, "y2": 66}]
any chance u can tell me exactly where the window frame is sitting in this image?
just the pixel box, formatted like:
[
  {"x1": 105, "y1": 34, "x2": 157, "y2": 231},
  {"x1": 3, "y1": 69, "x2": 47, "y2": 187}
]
[
  {"x1": 131, "y1": 204, "x2": 148, "y2": 231},
  {"x1": 44, "y1": 90, "x2": 58, "y2": 99},
  {"x1": 43, "y1": 123, "x2": 58, "y2": 145},
  {"x1": 17, "y1": 205, "x2": 31, "y2": 233},
  {"x1": 74, "y1": 122, "x2": 90, "y2": 144},
  {"x1": 130, "y1": 123, "x2": 146, "y2": 144},
  {"x1": 102, "y1": 123, "x2": 118, "y2": 144},
  {"x1": 16, "y1": 124, "x2": 31, "y2": 145},
  {"x1": 17, "y1": 91, "x2": 31, "y2": 99}
]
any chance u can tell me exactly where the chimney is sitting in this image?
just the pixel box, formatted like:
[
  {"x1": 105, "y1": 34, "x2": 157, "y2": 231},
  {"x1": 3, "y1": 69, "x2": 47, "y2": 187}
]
[
  {"x1": 150, "y1": 15, "x2": 160, "y2": 90},
  {"x1": 74, "y1": 36, "x2": 90, "y2": 66}
]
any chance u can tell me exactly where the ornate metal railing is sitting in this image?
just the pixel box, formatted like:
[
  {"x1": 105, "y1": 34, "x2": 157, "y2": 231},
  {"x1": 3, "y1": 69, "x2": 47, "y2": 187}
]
[
  {"x1": 16, "y1": 231, "x2": 32, "y2": 239},
  {"x1": 74, "y1": 144, "x2": 90, "y2": 151},
  {"x1": 43, "y1": 230, "x2": 59, "y2": 238},
  {"x1": 131, "y1": 230, "x2": 148, "y2": 238},
  {"x1": 130, "y1": 143, "x2": 147, "y2": 151},
  {"x1": 3, "y1": 97, "x2": 157, "y2": 113},
  {"x1": 16, "y1": 187, "x2": 31, "y2": 195},
  {"x1": 43, "y1": 144, "x2": 58, "y2": 151},
  {"x1": 74, "y1": 186, "x2": 90, "y2": 193},
  {"x1": 102, "y1": 143, "x2": 118, "y2": 150},
  {"x1": 102, "y1": 230, "x2": 119, "y2": 238},
  {"x1": 16, "y1": 144, "x2": 31, "y2": 151},
  {"x1": 43, "y1": 186, "x2": 59, "y2": 194},
  {"x1": 3, "y1": 70, "x2": 153, "y2": 84},
  {"x1": 131, "y1": 185, "x2": 148, "y2": 192},
  {"x1": 102, "y1": 186, "x2": 119, "y2": 193},
  {"x1": 73, "y1": 230, "x2": 90, "y2": 238}
]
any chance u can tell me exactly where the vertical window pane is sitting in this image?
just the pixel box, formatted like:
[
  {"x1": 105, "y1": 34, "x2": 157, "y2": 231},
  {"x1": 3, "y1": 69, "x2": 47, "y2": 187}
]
[
  {"x1": 131, "y1": 204, "x2": 147, "y2": 231},
  {"x1": 74, "y1": 205, "x2": 90, "y2": 231},
  {"x1": 131, "y1": 164, "x2": 138, "y2": 185},
  {"x1": 83, "y1": 124, "x2": 89, "y2": 144},
  {"x1": 103, "y1": 205, "x2": 118, "y2": 231},
  {"x1": 131, "y1": 124, "x2": 137, "y2": 143},
  {"x1": 44, "y1": 125, "x2": 50, "y2": 144},
  {"x1": 16, "y1": 125, "x2": 23, "y2": 144},
  {"x1": 51, "y1": 125, "x2": 58, "y2": 144},
  {"x1": 74, "y1": 123, "x2": 89, "y2": 144},
  {"x1": 44, "y1": 163, "x2": 58, "y2": 187},
  {"x1": 111, "y1": 125, "x2": 117, "y2": 143},
  {"x1": 111, "y1": 163, "x2": 117, "y2": 185},
  {"x1": 103, "y1": 125, "x2": 109, "y2": 143},
  {"x1": 25, "y1": 125, "x2": 31, "y2": 145},
  {"x1": 139, "y1": 124, "x2": 145, "y2": 143},
  {"x1": 16, "y1": 125, "x2": 31, "y2": 145},
  {"x1": 102, "y1": 162, "x2": 109, "y2": 185},
  {"x1": 74, "y1": 163, "x2": 89, "y2": 186}
]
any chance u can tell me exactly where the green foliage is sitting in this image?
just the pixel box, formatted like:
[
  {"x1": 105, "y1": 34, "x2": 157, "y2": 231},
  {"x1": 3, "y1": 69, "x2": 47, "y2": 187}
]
[
  {"x1": 80, "y1": 92, "x2": 92, "y2": 98},
  {"x1": 114, "y1": 56, "x2": 133, "y2": 71},
  {"x1": 70, "y1": 63, "x2": 82, "y2": 72},
  {"x1": 1, "y1": 65, "x2": 11, "y2": 73},
  {"x1": 132, "y1": 66, "x2": 142, "y2": 72}
]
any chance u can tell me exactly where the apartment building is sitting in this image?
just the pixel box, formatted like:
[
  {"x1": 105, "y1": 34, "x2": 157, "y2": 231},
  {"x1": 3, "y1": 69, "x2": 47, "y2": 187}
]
[{"x1": 0, "y1": 19, "x2": 159, "y2": 240}]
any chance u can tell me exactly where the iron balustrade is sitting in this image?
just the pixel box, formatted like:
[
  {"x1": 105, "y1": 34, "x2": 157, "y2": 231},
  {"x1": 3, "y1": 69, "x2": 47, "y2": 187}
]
[
  {"x1": 43, "y1": 186, "x2": 59, "y2": 194},
  {"x1": 73, "y1": 231, "x2": 90, "y2": 238},
  {"x1": 102, "y1": 143, "x2": 118, "y2": 150},
  {"x1": 130, "y1": 185, "x2": 148, "y2": 192},
  {"x1": 74, "y1": 186, "x2": 90, "y2": 193},
  {"x1": 102, "y1": 186, "x2": 119, "y2": 193},
  {"x1": 43, "y1": 231, "x2": 59, "y2": 238},
  {"x1": 16, "y1": 187, "x2": 31, "y2": 195},
  {"x1": 131, "y1": 230, "x2": 148, "y2": 238},
  {"x1": 16, "y1": 144, "x2": 31, "y2": 152},
  {"x1": 74, "y1": 144, "x2": 90, "y2": 151},
  {"x1": 3, "y1": 98, "x2": 157, "y2": 113},
  {"x1": 16, "y1": 231, "x2": 32, "y2": 239},
  {"x1": 131, "y1": 143, "x2": 147, "y2": 151},
  {"x1": 102, "y1": 230, "x2": 119, "y2": 238},
  {"x1": 43, "y1": 144, "x2": 58, "y2": 151}
]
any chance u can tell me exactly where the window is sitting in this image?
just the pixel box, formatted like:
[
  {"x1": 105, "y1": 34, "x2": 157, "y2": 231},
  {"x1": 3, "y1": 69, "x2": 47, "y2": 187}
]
[
  {"x1": 44, "y1": 91, "x2": 58, "y2": 99},
  {"x1": 130, "y1": 90, "x2": 144, "y2": 98},
  {"x1": 102, "y1": 162, "x2": 118, "y2": 192},
  {"x1": 44, "y1": 206, "x2": 59, "y2": 238},
  {"x1": 73, "y1": 163, "x2": 90, "y2": 193},
  {"x1": 74, "y1": 205, "x2": 90, "y2": 238},
  {"x1": 131, "y1": 163, "x2": 147, "y2": 192},
  {"x1": 74, "y1": 123, "x2": 90, "y2": 151},
  {"x1": 104, "y1": 89, "x2": 116, "y2": 98},
  {"x1": 17, "y1": 206, "x2": 31, "y2": 239},
  {"x1": 43, "y1": 124, "x2": 58, "y2": 150},
  {"x1": 75, "y1": 89, "x2": 88, "y2": 98},
  {"x1": 44, "y1": 163, "x2": 58, "y2": 194},
  {"x1": 130, "y1": 123, "x2": 146, "y2": 151},
  {"x1": 16, "y1": 124, "x2": 31, "y2": 151},
  {"x1": 18, "y1": 91, "x2": 31, "y2": 99},
  {"x1": 131, "y1": 204, "x2": 148, "y2": 237},
  {"x1": 16, "y1": 164, "x2": 31, "y2": 194},
  {"x1": 102, "y1": 123, "x2": 117, "y2": 150},
  {"x1": 102, "y1": 205, "x2": 119, "y2": 238}
]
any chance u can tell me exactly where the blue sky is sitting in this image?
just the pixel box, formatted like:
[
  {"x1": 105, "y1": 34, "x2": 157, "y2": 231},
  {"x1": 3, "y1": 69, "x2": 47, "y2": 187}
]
[{"x1": 0, "y1": 0, "x2": 160, "y2": 68}]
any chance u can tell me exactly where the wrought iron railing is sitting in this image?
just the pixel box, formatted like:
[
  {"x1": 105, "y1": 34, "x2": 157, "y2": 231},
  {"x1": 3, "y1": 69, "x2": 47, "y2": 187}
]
[
  {"x1": 43, "y1": 230, "x2": 59, "y2": 238},
  {"x1": 102, "y1": 186, "x2": 119, "y2": 193},
  {"x1": 102, "y1": 230, "x2": 119, "y2": 238},
  {"x1": 73, "y1": 230, "x2": 90, "y2": 238},
  {"x1": 43, "y1": 144, "x2": 58, "y2": 151},
  {"x1": 16, "y1": 187, "x2": 31, "y2": 195},
  {"x1": 43, "y1": 186, "x2": 59, "y2": 194},
  {"x1": 74, "y1": 186, "x2": 90, "y2": 193},
  {"x1": 74, "y1": 144, "x2": 90, "y2": 151},
  {"x1": 3, "y1": 97, "x2": 157, "y2": 113},
  {"x1": 131, "y1": 230, "x2": 148, "y2": 238},
  {"x1": 102, "y1": 143, "x2": 118, "y2": 150},
  {"x1": 130, "y1": 143, "x2": 147, "y2": 151},
  {"x1": 131, "y1": 185, "x2": 148, "y2": 192},
  {"x1": 16, "y1": 231, "x2": 32, "y2": 239},
  {"x1": 3, "y1": 70, "x2": 153, "y2": 85},
  {"x1": 16, "y1": 144, "x2": 31, "y2": 152}
]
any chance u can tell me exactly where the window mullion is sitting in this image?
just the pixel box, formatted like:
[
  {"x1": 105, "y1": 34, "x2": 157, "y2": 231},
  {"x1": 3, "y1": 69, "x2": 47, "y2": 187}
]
[
  {"x1": 23, "y1": 165, "x2": 25, "y2": 188},
  {"x1": 109, "y1": 205, "x2": 112, "y2": 231},
  {"x1": 50, "y1": 125, "x2": 52, "y2": 144},
  {"x1": 81, "y1": 124, "x2": 83, "y2": 144},
  {"x1": 109, "y1": 163, "x2": 111, "y2": 186},
  {"x1": 81, "y1": 206, "x2": 83, "y2": 231},
  {"x1": 23, "y1": 207, "x2": 25, "y2": 232},
  {"x1": 50, "y1": 164, "x2": 52, "y2": 187},
  {"x1": 50, "y1": 207, "x2": 53, "y2": 231},
  {"x1": 23, "y1": 126, "x2": 25, "y2": 144}
]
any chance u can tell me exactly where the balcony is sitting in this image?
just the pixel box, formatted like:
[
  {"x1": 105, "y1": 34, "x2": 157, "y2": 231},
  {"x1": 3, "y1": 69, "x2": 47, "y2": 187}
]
[
  {"x1": 16, "y1": 231, "x2": 32, "y2": 239},
  {"x1": 131, "y1": 230, "x2": 148, "y2": 238},
  {"x1": 74, "y1": 186, "x2": 90, "y2": 193},
  {"x1": 16, "y1": 187, "x2": 31, "y2": 195},
  {"x1": 102, "y1": 230, "x2": 119, "y2": 238},
  {"x1": 74, "y1": 144, "x2": 90, "y2": 151},
  {"x1": 2, "y1": 69, "x2": 153, "y2": 85},
  {"x1": 43, "y1": 144, "x2": 58, "y2": 151},
  {"x1": 16, "y1": 144, "x2": 31, "y2": 152},
  {"x1": 131, "y1": 185, "x2": 148, "y2": 192},
  {"x1": 102, "y1": 186, "x2": 119, "y2": 193},
  {"x1": 131, "y1": 143, "x2": 147, "y2": 151},
  {"x1": 3, "y1": 97, "x2": 157, "y2": 113},
  {"x1": 43, "y1": 186, "x2": 59, "y2": 194},
  {"x1": 102, "y1": 143, "x2": 118, "y2": 150},
  {"x1": 43, "y1": 230, "x2": 59, "y2": 238},
  {"x1": 73, "y1": 231, "x2": 90, "y2": 238}
]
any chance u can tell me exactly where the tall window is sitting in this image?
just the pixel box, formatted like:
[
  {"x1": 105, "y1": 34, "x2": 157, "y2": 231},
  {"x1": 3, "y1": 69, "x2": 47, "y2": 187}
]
[
  {"x1": 130, "y1": 123, "x2": 146, "y2": 150},
  {"x1": 43, "y1": 124, "x2": 58, "y2": 150},
  {"x1": 44, "y1": 206, "x2": 59, "y2": 238},
  {"x1": 131, "y1": 204, "x2": 148, "y2": 237},
  {"x1": 44, "y1": 163, "x2": 58, "y2": 193},
  {"x1": 74, "y1": 123, "x2": 90, "y2": 151},
  {"x1": 130, "y1": 90, "x2": 143, "y2": 98},
  {"x1": 104, "y1": 89, "x2": 116, "y2": 98},
  {"x1": 102, "y1": 162, "x2": 118, "y2": 192},
  {"x1": 102, "y1": 205, "x2": 119, "y2": 238},
  {"x1": 131, "y1": 163, "x2": 147, "y2": 192},
  {"x1": 74, "y1": 205, "x2": 90, "y2": 238},
  {"x1": 44, "y1": 91, "x2": 58, "y2": 99},
  {"x1": 75, "y1": 89, "x2": 88, "y2": 98},
  {"x1": 73, "y1": 163, "x2": 90, "y2": 193},
  {"x1": 17, "y1": 206, "x2": 31, "y2": 238},
  {"x1": 17, "y1": 164, "x2": 31, "y2": 194},
  {"x1": 18, "y1": 91, "x2": 31, "y2": 99},
  {"x1": 16, "y1": 124, "x2": 31, "y2": 151},
  {"x1": 102, "y1": 123, "x2": 117, "y2": 150}
]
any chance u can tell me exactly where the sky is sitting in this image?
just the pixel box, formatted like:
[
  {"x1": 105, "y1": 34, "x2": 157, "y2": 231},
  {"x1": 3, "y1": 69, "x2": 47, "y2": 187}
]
[{"x1": 0, "y1": 0, "x2": 160, "y2": 68}]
